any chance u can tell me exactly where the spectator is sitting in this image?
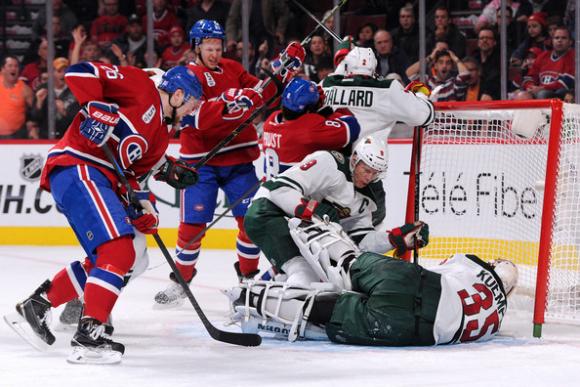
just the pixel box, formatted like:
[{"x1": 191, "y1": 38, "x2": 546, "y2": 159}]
[
  {"x1": 510, "y1": 12, "x2": 550, "y2": 66},
  {"x1": 235, "y1": 40, "x2": 266, "y2": 76},
  {"x1": 406, "y1": 49, "x2": 470, "y2": 102},
  {"x1": 32, "y1": 0, "x2": 78, "y2": 40},
  {"x1": 472, "y1": 27, "x2": 501, "y2": 100},
  {"x1": 510, "y1": 47, "x2": 542, "y2": 92},
  {"x1": 460, "y1": 56, "x2": 493, "y2": 101},
  {"x1": 315, "y1": 56, "x2": 334, "y2": 82},
  {"x1": 186, "y1": 0, "x2": 230, "y2": 30},
  {"x1": 226, "y1": 0, "x2": 290, "y2": 54},
  {"x1": 31, "y1": 58, "x2": 79, "y2": 139},
  {"x1": 519, "y1": 27, "x2": 575, "y2": 99},
  {"x1": 21, "y1": 37, "x2": 48, "y2": 91},
  {"x1": 143, "y1": 0, "x2": 181, "y2": 48},
  {"x1": 91, "y1": 0, "x2": 128, "y2": 48},
  {"x1": 427, "y1": 6, "x2": 466, "y2": 59},
  {"x1": 303, "y1": 34, "x2": 332, "y2": 83},
  {"x1": 161, "y1": 26, "x2": 190, "y2": 69},
  {"x1": 373, "y1": 29, "x2": 409, "y2": 82},
  {"x1": 0, "y1": 56, "x2": 34, "y2": 139},
  {"x1": 390, "y1": 4, "x2": 420, "y2": 63},
  {"x1": 110, "y1": 14, "x2": 149, "y2": 67},
  {"x1": 319, "y1": 9, "x2": 337, "y2": 54},
  {"x1": 547, "y1": 15, "x2": 564, "y2": 38},
  {"x1": 494, "y1": 6, "x2": 519, "y2": 58},
  {"x1": 476, "y1": 0, "x2": 532, "y2": 32},
  {"x1": 355, "y1": 22, "x2": 378, "y2": 48}
]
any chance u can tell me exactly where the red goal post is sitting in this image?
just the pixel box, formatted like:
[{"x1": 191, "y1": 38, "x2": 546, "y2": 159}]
[{"x1": 405, "y1": 99, "x2": 580, "y2": 337}]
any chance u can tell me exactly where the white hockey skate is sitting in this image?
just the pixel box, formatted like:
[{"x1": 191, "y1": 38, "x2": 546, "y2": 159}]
[
  {"x1": 67, "y1": 317, "x2": 124, "y2": 365},
  {"x1": 153, "y1": 271, "x2": 195, "y2": 308}
]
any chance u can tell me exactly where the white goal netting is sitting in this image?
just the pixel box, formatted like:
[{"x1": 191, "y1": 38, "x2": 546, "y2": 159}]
[{"x1": 415, "y1": 102, "x2": 580, "y2": 325}]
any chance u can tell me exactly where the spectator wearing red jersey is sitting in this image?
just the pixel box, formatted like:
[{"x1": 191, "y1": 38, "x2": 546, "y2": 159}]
[
  {"x1": 90, "y1": 0, "x2": 128, "y2": 48},
  {"x1": 21, "y1": 37, "x2": 48, "y2": 91},
  {"x1": 161, "y1": 26, "x2": 189, "y2": 69},
  {"x1": 143, "y1": 0, "x2": 181, "y2": 48},
  {"x1": 519, "y1": 26, "x2": 575, "y2": 100}
]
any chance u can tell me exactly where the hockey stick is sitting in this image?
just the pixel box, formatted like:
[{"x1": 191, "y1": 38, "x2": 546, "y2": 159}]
[
  {"x1": 289, "y1": 0, "x2": 343, "y2": 44},
  {"x1": 191, "y1": 0, "x2": 348, "y2": 171},
  {"x1": 101, "y1": 144, "x2": 261, "y2": 347}
]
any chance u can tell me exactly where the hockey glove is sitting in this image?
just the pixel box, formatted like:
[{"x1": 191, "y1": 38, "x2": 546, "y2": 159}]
[
  {"x1": 80, "y1": 101, "x2": 120, "y2": 146},
  {"x1": 294, "y1": 199, "x2": 340, "y2": 223},
  {"x1": 221, "y1": 88, "x2": 264, "y2": 114},
  {"x1": 272, "y1": 41, "x2": 306, "y2": 82},
  {"x1": 388, "y1": 221, "x2": 429, "y2": 257},
  {"x1": 405, "y1": 81, "x2": 431, "y2": 97},
  {"x1": 154, "y1": 156, "x2": 199, "y2": 189},
  {"x1": 126, "y1": 196, "x2": 159, "y2": 235}
]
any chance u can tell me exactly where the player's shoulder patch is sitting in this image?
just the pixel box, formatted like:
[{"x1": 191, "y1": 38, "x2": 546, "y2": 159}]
[
  {"x1": 329, "y1": 150, "x2": 345, "y2": 164},
  {"x1": 142, "y1": 104, "x2": 156, "y2": 124}
]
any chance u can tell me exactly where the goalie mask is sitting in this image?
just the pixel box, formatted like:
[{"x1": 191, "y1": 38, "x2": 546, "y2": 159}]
[
  {"x1": 490, "y1": 259, "x2": 518, "y2": 296},
  {"x1": 288, "y1": 217, "x2": 360, "y2": 291},
  {"x1": 341, "y1": 47, "x2": 377, "y2": 77},
  {"x1": 350, "y1": 136, "x2": 389, "y2": 182}
]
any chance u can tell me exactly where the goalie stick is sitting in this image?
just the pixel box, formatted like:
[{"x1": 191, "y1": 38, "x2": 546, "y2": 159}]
[
  {"x1": 191, "y1": 0, "x2": 349, "y2": 171},
  {"x1": 101, "y1": 144, "x2": 261, "y2": 347}
]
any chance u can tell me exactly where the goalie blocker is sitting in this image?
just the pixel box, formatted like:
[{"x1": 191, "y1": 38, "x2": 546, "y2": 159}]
[{"x1": 226, "y1": 218, "x2": 518, "y2": 346}]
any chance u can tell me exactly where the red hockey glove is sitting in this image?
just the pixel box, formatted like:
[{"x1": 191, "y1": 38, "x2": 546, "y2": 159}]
[
  {"x1": 154, "y1": 155, "x2": 199, "y2": 189},
  {"x1": 405, "y1": 81, "x2": 431, "y2": 97},
  {"x1": 333, "y1": 35, "x2": 354, "y2": 67},
  {"x1": 294, "y1": 199, "x2": 340, "y2": 223},
  {"x1": 388, "y1": 221, "x2": 429, "y2": 256},
  {"x1": 127, "y1": 205, "x2": 159, "y2": 234},
  {"x1": 272, "y1": 41, "x2": 306, "y2": 82},
  {"x1": 221, "y1": 88, "x2": 264, "y2": 114},
  {"x1": 80, "y1": 101, "x2": 120, "y2": 146}
]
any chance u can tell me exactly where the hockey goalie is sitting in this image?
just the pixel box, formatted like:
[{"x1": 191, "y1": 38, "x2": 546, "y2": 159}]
[{"x1": 224, "y1": 217, "x2": 518, "y2": 346}]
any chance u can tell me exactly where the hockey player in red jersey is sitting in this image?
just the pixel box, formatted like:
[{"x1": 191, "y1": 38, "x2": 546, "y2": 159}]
[
  {"x1": 5, "y1": 63, "x2": 202, "y2": 364},
  {"x1": 154, "y1": 19, "x2": 306, "y2": 306},
  {"x1": 262, "y1": 77, "x2": 361, "y2": 179}
]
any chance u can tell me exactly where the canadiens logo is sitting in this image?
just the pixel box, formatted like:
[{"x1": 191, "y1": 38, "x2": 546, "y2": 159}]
[
  {"x1": 142, "y1": 104, "x2": 156, "y2": 124},
  {"x1": 119, "y1": 135, "x2": 148, "y2": 170},
  {"x1": 20, "y1": 154, "x2": 43, "y2": 181},
  {"x1": 204, "y1": 72, "x2": 216, "y2": 87}
]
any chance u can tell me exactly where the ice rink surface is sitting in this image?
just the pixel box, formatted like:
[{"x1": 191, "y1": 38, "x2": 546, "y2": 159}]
[{"x1": 2, "y1": 245, "x2": 580, "y2": 387}]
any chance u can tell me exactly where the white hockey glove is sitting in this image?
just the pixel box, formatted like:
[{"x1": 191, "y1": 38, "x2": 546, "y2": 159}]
[{"x1": 288, "y1": 217, "x2": 359, "y2": 291}]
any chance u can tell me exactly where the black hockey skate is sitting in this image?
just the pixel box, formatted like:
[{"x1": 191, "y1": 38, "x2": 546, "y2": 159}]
[
  {"x1": 68, "y1": 317, "x2": 124, "y2": 365},
  {"x1": 153, "y1": 270, "x2": 196, "y2": 308},
  {"x1": 4, "y1": 280, "x2": 55, "y2": 350},
  {"x1": 234, "y1": 261, "x2": 260, "y2": 282}
]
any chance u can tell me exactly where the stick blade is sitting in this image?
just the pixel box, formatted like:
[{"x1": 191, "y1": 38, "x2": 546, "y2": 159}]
[{"x1": 209, "y1": 327, "x2": 262, "y2": 347}]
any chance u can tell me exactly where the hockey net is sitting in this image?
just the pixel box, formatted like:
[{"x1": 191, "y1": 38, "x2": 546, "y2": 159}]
[{"x1": 405, "y1": 100, "x2": 580, "y2": 336}]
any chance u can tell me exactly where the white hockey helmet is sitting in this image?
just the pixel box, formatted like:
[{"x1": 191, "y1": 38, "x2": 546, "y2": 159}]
[
  {"x1": 341, "y1": 47, "x2": 377, "y2": 77},
  {"x1": 490, "y1": 259, "x2": 519, "y2": 296},
  {"x1": 350, "y1": 136, "x2": 389, "y2": 181}
]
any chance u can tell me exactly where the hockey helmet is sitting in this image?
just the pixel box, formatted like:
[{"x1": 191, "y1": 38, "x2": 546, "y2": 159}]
[
  {"x1": 282, "y1": 78, "x2": 319, "y2": 113},
  {"x1": 490, "y1": 259, "x2": 519, "y2": 297},
  {"x1": 350, "y1": 136, "x2": 388, "y2": 181},
  {"x1": 158, "y1": 66, "x2": 202, "y2": 102},
  {"x1": 189, "y1": 19, "x2": 225, "y2": 47},
  {"x1": 341, "y1": 47, "x2": 377, "y2": 77}
]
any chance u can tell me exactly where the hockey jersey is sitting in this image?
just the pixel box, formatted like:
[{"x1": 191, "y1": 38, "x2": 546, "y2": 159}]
[
  {"x1": 322, "y1": 75, "x2": 435, "y2": 141},
  {"x1": 180, "y1": 58, "x2": 279, "y2": 166},
  {"x1": 522, "y1": 49, "x2": 575, "y2": 91},
  {"x1": 40, "y1": 62, "x2": 170, "y2": 191},
  {"x1": 261, "y1": 110, "x2": 360, "y2": 179},
  {"x1": 254, "y1": 150, "x2": 392, "y2": 253},
  {"x1": 430, "y1": 253, "x2": 508, "y2": 344}
]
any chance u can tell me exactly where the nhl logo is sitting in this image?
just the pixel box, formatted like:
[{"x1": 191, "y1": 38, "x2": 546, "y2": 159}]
[{"x1": 20, "y1": 154, "x2": 44, "y2": 181}]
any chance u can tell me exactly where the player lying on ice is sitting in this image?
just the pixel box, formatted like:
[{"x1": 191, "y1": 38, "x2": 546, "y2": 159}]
[
  {"x1": 244, "y1": 134, "x2": 430, "y2": 287},
  {"x1": 225, "y1": 216, "x2": 518, "y2": 346},
  {"x1": 4, "y1": 63, "x2": 203, "y2": 364}
]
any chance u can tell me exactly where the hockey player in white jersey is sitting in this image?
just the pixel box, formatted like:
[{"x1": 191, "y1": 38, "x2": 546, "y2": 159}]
[
  {"x1": 226, "y1": 217, "x2": 518, "y2": 346},
  {"x1": 322, "y1": 46, "x2": 435, "y2": 142},
  {"x1": 243, "y1": 135, "x2": 429, "y2": 286}
]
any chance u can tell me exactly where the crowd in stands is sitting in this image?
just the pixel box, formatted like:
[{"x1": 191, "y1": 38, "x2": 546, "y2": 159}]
[{"x1": 0, "y1": 0, "x2": 578, "y2": 139}]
